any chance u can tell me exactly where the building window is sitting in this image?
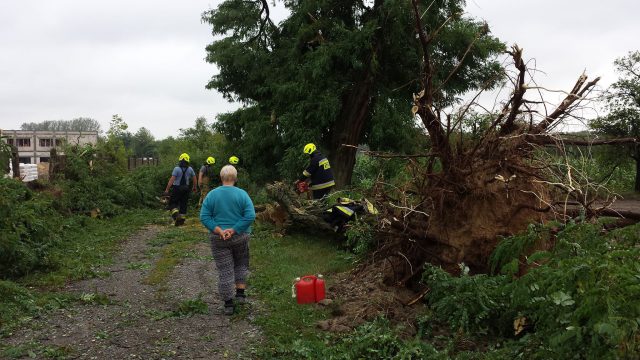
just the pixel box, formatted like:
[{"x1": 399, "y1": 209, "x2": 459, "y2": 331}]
[
  {"x1": 55, "y1": 139, "x2": 64, "y2": 146},
  {"x1": 5, "y1": 139, "x2": 14, "y2": 146},
  {"x1": 39, "y1": 157, "x2": 50, "y2": 163},
  {"x1": 17, "y1": 138, "x2": 31, "y2": 147},
  {"x1": 19, "y1": 157, "x2": 31, "y2": 164},
  {"x1": 39, "y1": 138, "x2": 53, "y2": 147}
]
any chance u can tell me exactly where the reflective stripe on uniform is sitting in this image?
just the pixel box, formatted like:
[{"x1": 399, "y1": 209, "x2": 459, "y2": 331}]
[
  {"x1": 318, "y1": 158, "x2": 330, "y2": 169},
  {"x1": 310, "y1": 180, "x2": 335, "y2": 190},
  {"x1": 335, "y1": 206, "x2": 354, "y2": 217},
  {"x1": 303, "y1": 170, "x2": 311, "y2": 177}
]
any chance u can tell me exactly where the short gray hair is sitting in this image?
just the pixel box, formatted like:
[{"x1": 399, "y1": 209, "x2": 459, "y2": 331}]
[{"x1": 220, "y1": 165, "x2": 238, "y2": 183}]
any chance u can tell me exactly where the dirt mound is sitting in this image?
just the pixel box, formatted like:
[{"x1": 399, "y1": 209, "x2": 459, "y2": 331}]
[{"x1": 318, "y1": 261, "x2": 425, "y2": 334}]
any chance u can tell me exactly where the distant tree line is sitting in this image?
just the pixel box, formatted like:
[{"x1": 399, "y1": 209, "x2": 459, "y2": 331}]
[{"x1": 20, "y1": 117, "x2": 102, "y2": 133}]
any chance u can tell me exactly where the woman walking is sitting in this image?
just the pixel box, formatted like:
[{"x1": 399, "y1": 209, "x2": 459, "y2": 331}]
[{"x1": 199, "y1": 165, "x2": 256, "y2": 315}]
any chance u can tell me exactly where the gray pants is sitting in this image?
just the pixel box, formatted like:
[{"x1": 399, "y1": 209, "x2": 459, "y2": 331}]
[{"x1": 210, "y1": 233, "x2": 250, "y2": 301}]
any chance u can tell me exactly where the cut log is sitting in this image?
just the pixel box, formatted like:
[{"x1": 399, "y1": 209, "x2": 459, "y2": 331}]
[{"x1": 265, "y1": 182, "x2": 335, "y2": 232}]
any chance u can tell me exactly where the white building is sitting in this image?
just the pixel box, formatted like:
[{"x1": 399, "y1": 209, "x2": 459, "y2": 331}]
[{"x1": 1, "y1": 129, "x2": 99, "y2": 164}]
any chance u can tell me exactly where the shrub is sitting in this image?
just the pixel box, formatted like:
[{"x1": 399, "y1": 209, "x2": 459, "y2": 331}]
[
  {"x1": 421, "y1": 222, "x2": 640, "y2": 359},
  {"x1": 0, "y1": 178, "x2": 61, "y2": 278}
]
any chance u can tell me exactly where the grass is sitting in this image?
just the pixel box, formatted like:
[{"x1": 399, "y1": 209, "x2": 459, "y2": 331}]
[
  {"x1": 1, "y1": 342, "x2": 73, "y2": 360},
  {"x1": 143, "y1": 223, "x2": 208, "y2": 286},
  {"x1": 249, "y1": 223, "x2": 354, "y2": 358},
  {"x1": 0, "y1": 208, "x2": 165, "y2": 339},
  {"x1": 23, "y1": 208, "x2": 165, "y2": 287}
]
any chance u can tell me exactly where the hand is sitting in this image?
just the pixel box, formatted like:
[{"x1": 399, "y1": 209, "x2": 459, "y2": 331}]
[
  {"x1": 222, "y1": 228, "x2": 236, "y2": 240},
  {"x1": 162, "y1": 191, "x2": 170, "y2": 197},
  {"x1": 214, "y1": 226, "x2": 225, "y2": 240},
  {"x1": 192, "y1": 187, "x2": 198, "y2": 193}
]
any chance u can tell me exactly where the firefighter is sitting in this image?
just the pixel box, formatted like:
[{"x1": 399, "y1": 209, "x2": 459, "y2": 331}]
[
  {"x1": 297, "y1": 143, "x2": 335, "y2": 199},
  {"x1": 228, "y1": 155, "x2": 246, "y2": 187},
  {"x1": 198, "y1": 156, "x2": 216, "y2": 207},
  {"x1": 164, "y1": 153, "x2": 197, "y2": 226}
]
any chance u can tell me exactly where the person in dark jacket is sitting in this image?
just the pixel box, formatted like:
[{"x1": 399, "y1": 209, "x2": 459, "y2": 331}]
[
  {"x1": 198, "y1": 156, "x2": 217, "y2": 207},
  {"x1": 164, "y1": 153, "x2": 197, "y2": 226},
  {"x1": 298, "y1": 143, "x2": 335, "y2": 199}
]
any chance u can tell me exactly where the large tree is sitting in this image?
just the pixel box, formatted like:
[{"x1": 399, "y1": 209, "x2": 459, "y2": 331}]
[
  {"x1": 591, "y1": 51, "x2": 640, "y2": 191},
  {"x1": 203, "y1": 0, "x2": 504, "y2": 186},
  {"x1": 131, "y1": 127, "x2": 157, "y2": 158}
]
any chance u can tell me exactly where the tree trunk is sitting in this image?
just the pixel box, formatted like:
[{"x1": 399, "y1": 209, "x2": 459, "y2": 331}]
[
  {"x1": 329, "y1": 75, "x2": 375, "y2": 187},
  {"x1": 328, "y1": 1, "x2": 383, "y2": 188},
  {"x1": 635, "y1": 148, "x2": 640, "y2": 193}
]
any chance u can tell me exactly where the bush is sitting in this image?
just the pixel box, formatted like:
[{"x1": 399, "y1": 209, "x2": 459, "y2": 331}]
[
  {"x1": 0, "y1": 144, "x2": 167, "y2": 279},
  {"x1": 421, "y1": 222, "x2": 640, "y2": 359},
  {"x1": 344, "y1": 219, "x2": 376, "y2": 255},
  {"x1": 0, "y1": 178, "x2": 61, "y2": 278}
]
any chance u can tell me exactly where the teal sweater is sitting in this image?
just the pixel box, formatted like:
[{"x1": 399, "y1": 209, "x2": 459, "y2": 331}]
[{"x1": 200, "y1": 185, "x2": 255, "y2": 234}]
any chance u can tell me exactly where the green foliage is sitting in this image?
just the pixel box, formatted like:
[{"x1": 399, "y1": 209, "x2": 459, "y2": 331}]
[
  {"x1": 174, "y1": 297, "x2": 209, "y2": 317},
  {"x1": 345, "y1": 219, "x2": 375, "y2": 255},
  {"x1": 131, "y1": 127, "x2": 157, "y2": 157},
  {"x1": 329, "y1": 318, "x2": 444, "y2": 359},
  {"x1": 52, "y1": 141, "x2": 167, "y2": 217},
  {"x1": 203, "y1": 0, "x2": 505, "y2": 184},
  {"x1": 421, "y1": 222, "x2": 640, "y2": 359},
  {"x1": 423, "y1": 264, "x2": 512, "y2": 336},
  {"x1": 0, "y1": 139, "x2": 165, "y2": 279},
  {"x1": 591, "y1": 50, "x2": 640, "y2": 191},
  {"x1": 0, "y1": 178, "x2": 62, "y2": 278},
  {"x1": 0, "y1": 136, "x2": 12, "y2": 175},
  {"x1": 488, "y1": 223, "x2": 550, "y2": 275}
]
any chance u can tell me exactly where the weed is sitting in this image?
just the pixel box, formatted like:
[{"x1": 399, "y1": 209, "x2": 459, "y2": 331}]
[
  {"x1": 79, "y1": 292, "x2": 112, "y2": 305},
  {"x1": 143, "y1": 297, "x2": 209, "y2": 320},
  {"x1": 174, "y1": 297, "x2": 209, "y2": 317},
  {"x1": 126, "y1": 262, "x2": 152, "y2": 270}
]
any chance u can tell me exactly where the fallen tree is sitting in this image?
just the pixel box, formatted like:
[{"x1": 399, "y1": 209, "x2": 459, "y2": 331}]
[{"x1": 261, "y1": 2, "x2": 640, "y2": 281}]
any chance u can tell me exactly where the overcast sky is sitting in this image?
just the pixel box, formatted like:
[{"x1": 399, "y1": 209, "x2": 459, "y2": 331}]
[{"x1": 0, "y1": 1, "x2": 638, "y2": 139}]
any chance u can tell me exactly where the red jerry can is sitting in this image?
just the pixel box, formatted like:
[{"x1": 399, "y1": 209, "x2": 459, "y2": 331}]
[
  {"x1": 315, "y1": 274, "x2": 326, "y2": 302},
  {"x1": 295, "y1": 275, "x2": 317, "y2": 304}
]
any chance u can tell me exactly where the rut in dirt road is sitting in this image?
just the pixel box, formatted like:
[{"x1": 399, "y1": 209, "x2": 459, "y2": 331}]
[{"x1": 4, "y1": 224, "x2": 260, "y2": 359}]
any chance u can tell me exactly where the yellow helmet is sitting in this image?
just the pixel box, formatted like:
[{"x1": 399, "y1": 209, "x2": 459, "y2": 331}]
[
  {"x1": 303, "y1": 143, "x2": 317, "y2": 155},
  {"x1": 206, "y1": 156, "x2": 215, "y2": 165},
  {"x1": 178, "y1": 153, "x2": 190, "y2": 162},
  {"x1": 229, "y1": 156, "x2": 239, "y2": 165}
]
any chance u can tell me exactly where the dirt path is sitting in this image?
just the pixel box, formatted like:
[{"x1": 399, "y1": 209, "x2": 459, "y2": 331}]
[{"x1": 4, "y1": 224, "x2": 260, "y2": 359}]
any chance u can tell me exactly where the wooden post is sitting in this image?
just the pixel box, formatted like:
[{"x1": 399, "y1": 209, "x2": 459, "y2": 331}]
[
  {"x1": 49, "y1": 148, "x2": 57, "y2": 179},
  {"x1": 10, "y1": 145, "x2": 20, "y2": 179}
]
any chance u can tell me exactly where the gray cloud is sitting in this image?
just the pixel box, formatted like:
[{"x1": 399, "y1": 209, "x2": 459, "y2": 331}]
[{"x1": 0, "y1": 1, "x2": 637, "y2": 138}]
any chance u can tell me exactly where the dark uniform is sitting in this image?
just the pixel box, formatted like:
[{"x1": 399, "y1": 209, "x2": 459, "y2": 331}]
[
  {"x1": 198, "y1": 164, "x2": 217, "y2": 207},
  {"x1": 300, "y1": 151, "x2": 335, "y2": 199}
]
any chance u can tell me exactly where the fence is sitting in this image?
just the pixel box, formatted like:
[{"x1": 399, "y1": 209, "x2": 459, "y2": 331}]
[{"x1": 127, "y1": 157, "x2": 160, "y2": 171}]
